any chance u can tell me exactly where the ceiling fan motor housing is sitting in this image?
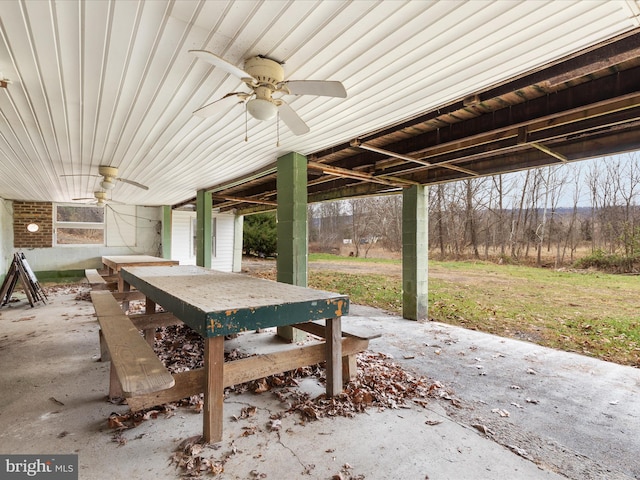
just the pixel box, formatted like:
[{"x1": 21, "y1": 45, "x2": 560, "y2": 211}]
[
  {"x1": 244, "y1": 57, "x2": 285, "y2": 121},
  {"x1": 98, "y1": 165, "x2": 118, "y2": 178},
  {"x1": 244, "y1": 56, "x2": 284, "y2": 88},
  {"x1": 94, "y1": 191, "x2": 107, "y2": 205},
  {"x1": 98, "y1": 165, "x2": 118, "y2": 189}
]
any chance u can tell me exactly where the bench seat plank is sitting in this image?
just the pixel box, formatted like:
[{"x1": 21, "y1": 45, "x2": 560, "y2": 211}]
[
  {"x1": 293, "y1": 320, "x2": 381, "y2": 340},
  {"x1": 90, "y1": 290, "x2": 125, "y2": 316},
  {"x1": 91, "y1": 291, "x2": 174, "y2": 397},
  {"x1": 85, "y1": 268, "x2": 109, "y2": 290}
]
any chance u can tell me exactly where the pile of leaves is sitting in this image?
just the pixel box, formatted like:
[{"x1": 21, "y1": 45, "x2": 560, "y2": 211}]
[{"x1": 271, "y1": 351, "x2": 445, "y2": 421}]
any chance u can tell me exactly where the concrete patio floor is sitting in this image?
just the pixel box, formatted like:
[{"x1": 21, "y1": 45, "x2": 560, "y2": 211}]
[{"x1": 0, "y1": 283, "x2": 638, "y2": 479}]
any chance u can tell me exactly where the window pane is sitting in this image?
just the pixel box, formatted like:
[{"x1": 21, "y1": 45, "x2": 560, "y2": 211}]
[
  {"x1": 57, "y1": 205, "x2": 104, "y2": 223},
  {"x1": 57, "y1": 228, "x2": 104, "y2": 245}
]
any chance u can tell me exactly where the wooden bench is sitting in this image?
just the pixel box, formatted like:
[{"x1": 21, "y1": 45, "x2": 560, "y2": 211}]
[
  {"x1": 85, "y1": 269, "x2": 108, "y2": 290},
  {"x1": 292, "y1": 320, "x2": 381, "y2": 382},
  {"x1": 90, "y1": 291, "x2": 175, "y2": 399},
  {"x1": 126, "y1": 321, "x2": 380, "y2": 412}
]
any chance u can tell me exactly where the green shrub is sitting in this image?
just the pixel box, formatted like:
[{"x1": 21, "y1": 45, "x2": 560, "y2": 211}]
[
  {"x1": 243, "y1": 213, "x2": 277, "y2": 257},
  {"x1": 573, "y1": 249, "x2": 640, "y2": 273}
]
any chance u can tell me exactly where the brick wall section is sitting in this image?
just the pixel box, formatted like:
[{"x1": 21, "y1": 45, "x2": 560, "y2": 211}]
[{"x1": 13, "y1": 202, "x2": 53, "y2": 248}]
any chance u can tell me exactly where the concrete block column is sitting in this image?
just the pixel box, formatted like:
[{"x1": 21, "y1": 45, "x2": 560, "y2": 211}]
[
  {"x1": 276, "y1": 152, "x2": 308, "y2": 342},
  {"x1": 402, "y1": 185, "x2": 429, "y2": 321},
  {"x1": 196, "y1": 190, "x2": 212, "y2": 268}
]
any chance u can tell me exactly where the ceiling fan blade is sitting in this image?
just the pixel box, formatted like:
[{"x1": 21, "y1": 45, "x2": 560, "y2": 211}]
[
  {"x1": 284, "y1": 80, "x2": 347, "y2": 98},
  {"x1": 116, "y1": 177, "x2": 149, "y2": 190},
  {"x1": 193, "y1": 92, "x2": 246, "y2": 118},
  {"x1": 189, "y1": 50, "x2": 253, "y2": 80},
  {"x1": 278, "y1": 101, "x2": 310, "y2": 136},
  {"x1": 72, "y1": 197, "x2": 95, "y2": 201},
  {"x1": 61, "y1": 174, "x2": 101, "y2": 178}
]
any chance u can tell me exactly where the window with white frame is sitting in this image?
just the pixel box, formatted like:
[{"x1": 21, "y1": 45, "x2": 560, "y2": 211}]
[{"x1": 55, "y1": 204, "x2": 105, "y2": 245}]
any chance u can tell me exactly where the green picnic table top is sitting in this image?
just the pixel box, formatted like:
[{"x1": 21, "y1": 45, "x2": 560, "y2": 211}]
[{"x1": 120, "y1": 265, "x2": 349, "y2": 337}]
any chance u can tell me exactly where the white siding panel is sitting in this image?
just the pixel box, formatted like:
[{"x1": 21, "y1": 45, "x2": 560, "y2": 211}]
[
  {"x1": 211, "y1": 214, "x2": 235, "y2": 272},
  {"x1": 171, "y1": 211, "x2": 236, "y2": 270},
  {"x1": 171, "y1": 211, "x2": 194, "y2": 265}
]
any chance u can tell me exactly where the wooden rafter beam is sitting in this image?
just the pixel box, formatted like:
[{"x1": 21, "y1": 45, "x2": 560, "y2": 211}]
[
  {"x1": 529, "y1": 142, "x2": 568, "y2": 162},
  {"x1": 351, "y1": 138, "x2": 479, "y2": 177},
  {"x1": 307, "y1": 161, "x2": 414, "y2": 187},
  {"x1": 211, "y1": 194, "x2": 276, "y2": 206}
]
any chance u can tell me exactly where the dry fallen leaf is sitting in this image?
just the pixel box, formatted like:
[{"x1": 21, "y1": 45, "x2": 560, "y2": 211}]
[
  {"x1": 491, "y1": 408, "x2": 510, "y2": 417},
  {"x1": 472, "y1": 424, "x2": 494, "y2": 435},
  {"x1": 268, "y1": 419, "x2": 282, "y2": 431}
]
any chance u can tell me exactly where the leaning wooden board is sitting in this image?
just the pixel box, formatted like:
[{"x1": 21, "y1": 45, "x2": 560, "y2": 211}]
[{"x1": 119, "y1": 265, "x2": 349, "y2": 337}]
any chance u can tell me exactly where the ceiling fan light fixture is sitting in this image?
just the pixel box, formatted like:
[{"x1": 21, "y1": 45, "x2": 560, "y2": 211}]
[
  {"x1": 247, "y1": 98, "x2": 277, "y2": 121},
  {"x1": 100, "y1": 179, "x2": 116, "y2": 190}
]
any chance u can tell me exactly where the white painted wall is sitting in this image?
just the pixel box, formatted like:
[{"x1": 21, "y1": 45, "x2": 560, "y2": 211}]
[
  {"x1": 0, "y1": 198, "x2": 14, "y2": 275},
  {"x1": 18, "y1": 205, "x2": 162, "y2": 272},
  {"x1": 171, "y1": 210, "x2": 236, "y2": 272},
  {"x1": 2, "y1": 202, "x2": 238, "y2": 275},
  {"x1": 212, "y1": 214, "x2": 235, "y2": 272},
  {"x1": 171, "y1": 210, "x2": 194, "y2": 265}
]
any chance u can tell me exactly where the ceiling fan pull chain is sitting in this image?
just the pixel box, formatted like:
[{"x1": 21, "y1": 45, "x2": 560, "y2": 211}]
[{"x1": 244, "y1": 104, "x2": 249, "y2": 142}]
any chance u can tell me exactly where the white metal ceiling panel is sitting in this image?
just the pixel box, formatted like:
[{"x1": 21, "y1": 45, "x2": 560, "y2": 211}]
[{"x1": 0, "y1": 0, "x2": 638, "y2": 205}]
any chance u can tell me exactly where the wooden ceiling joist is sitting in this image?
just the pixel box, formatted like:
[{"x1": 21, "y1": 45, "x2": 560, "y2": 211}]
[
  {"x1": 307, "y1": 161, "x2": 413, "y2": 188},
  {"x1": 530, "y1": 143, "x2": 568, "y2": 162},
  {"x1": 211, "y1": 194, "x2": 276, "y2": 206},
  {"x1": 351, "y1": 138, "x2": 479, "y2": 177}
]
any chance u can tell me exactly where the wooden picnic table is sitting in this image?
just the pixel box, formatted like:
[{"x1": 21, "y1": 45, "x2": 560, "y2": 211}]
[
  {"x1": 119, "y1": 264, "x2": 349, "y2": 443},
  {"x1": 102, "y1": 255, "x2": 179, "y2": 293}
]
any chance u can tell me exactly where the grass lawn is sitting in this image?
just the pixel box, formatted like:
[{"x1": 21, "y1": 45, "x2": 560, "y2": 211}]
[{"x1": 306, "y1": 254, "x2": 640, "y2": 367}]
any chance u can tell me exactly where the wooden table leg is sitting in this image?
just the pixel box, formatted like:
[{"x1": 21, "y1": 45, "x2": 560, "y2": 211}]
[
  {"x1": 121, "y1": 278, "x2": 130, "y2": 312},
  {"x1": 117, "y1": 270, "x2": 125, "y2": 293},
  {"x1": 203, "y1": 336, "x2": 225, "y2": 443},
  {"x1": 325, "y1": 316, "x2": 342, "y2": 397},
  {"x1": 144, "y1": 298, "x2": 156, "y2": 346}
]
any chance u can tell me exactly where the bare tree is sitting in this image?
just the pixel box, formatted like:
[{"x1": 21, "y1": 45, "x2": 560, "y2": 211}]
[
  {"x1": 347, "y1": 198, "x2": 377, "y2": 258},
  {"x1": 309, "y1": 200, "x2": 346, "y2": 252},
  {"x1": 510, "y1": 170, "x2": 530, "y2": 259},
  {"x1": 561, "y1": 163, "x2": 583, "y2": 264}
]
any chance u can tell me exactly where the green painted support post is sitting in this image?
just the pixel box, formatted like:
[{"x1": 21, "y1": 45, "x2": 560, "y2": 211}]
[
  {"x1": 196, "y1": 190, "x2": 212, "y2": 268},
  {"x1": 402, "y1": 185, "x2": 429, "y2": 321},
  {"x1": 276, "y1": 152, "x2": 308, "y2": 342},
  {"x1": 161, "y1": 205, "x2": 172, "y2": 259}
]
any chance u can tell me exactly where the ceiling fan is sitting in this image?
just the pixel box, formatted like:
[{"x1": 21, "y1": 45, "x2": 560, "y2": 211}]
[
  {"x1": 62, "y1": 165, "x2": 149, "y2": 191},
  {"x1": 72, "y1": 191, "x2": 119, "y2": 207},
  {"x1": 190, "y1": 51, "x2": 347, "y2": 135}
]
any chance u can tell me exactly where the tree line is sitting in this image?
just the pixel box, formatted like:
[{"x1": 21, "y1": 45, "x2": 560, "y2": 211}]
[{"x1": 307, "y1": 153, "x2": 640, "y2": 271}]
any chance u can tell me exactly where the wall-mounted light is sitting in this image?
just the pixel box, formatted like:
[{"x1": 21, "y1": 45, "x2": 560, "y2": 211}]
[
  {"x1": 0, "y1": 72, "x2": 12, "y2": 89},
  {"x1": 26, "y1": 223, "x2": 39, "y2": 233}
]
